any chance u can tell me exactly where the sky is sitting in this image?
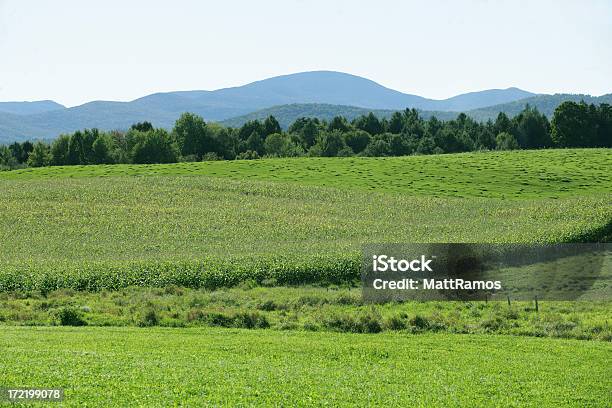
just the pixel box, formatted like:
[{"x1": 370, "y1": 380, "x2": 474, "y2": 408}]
[{"x1": 0, "y1": 0, "x2": 610, "y2": 107}]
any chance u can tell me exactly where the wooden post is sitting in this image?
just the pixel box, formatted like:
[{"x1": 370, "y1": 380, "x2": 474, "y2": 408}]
[
  {"x1": 507, "y1": 295, "x2": 511, "y2": 306},
  {"x1": 535, "y1": 295, "x2": 539, "y2": 312}
]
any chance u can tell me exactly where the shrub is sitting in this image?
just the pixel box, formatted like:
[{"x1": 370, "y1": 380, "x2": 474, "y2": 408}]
[
  {"x1": 410, "y1": 315, "x2": 430, "y2": 330},
  {"x1": 233, "y1": 312, "x2": 270, "y2": 329},
  {"x1": 323, "y1": 311, "x2": 383, "y2": 333},
  {"x1": 201, "y1": 152, "x2": 222, "y2": 161},
  {"x1": 236, "y1": 150, "x2": 260, "y2": 160},
  {"x1": 256, "y1": 300, "x2": 278, "y2": 311},
  {"x1": 138, "y1": 309, "x2": 159, "y2": 327},
  {"x1": 385, "y1": 314, "x2": 408, "y2": 330},
  {"x1": 55, "y1": 307, "x2": 87, "y2": 326}
]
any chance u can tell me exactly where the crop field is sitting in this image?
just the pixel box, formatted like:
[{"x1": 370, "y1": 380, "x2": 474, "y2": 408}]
[
  {"x1": 1, "y1": 326, "x2": 610, "y2": 406},
  {"x1": 0, "y1": 149, "x2": 611, "y2": 292}
]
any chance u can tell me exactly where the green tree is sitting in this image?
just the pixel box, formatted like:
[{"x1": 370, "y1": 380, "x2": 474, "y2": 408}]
[
  {"x1": 246, "y1": 131, "x2": 264, "y2": 155},
  {"x1": 91, "y1": 133, "x2": 115, "y2": 164},
  {"x1": 8, "y1": 142, "x2": 24, "y2": 164},
  {"x1": 311, "y1": 130, "x2": 346, "y2": 157},
  {"x1": 18, "y1": 141, "x2": 34, "y2": 164},
  {"x1": 388, "y1": 112, "x2": 404, "y2": 134},
  {"x1": 0, "y1": 145, "x2": 18, "y2": 169},
  {"x1": 513, "y1": 106, "x2": 551, "y2": 148},
  {"x1": 173, "y1": 112, "x2": 211, "y2": 158},
  {"x1": 131, "y1": 129, "x2": 179, "y2": 164},
  {"x1": 214, "y1": 127, "x2": 240, "y2": 159},
  {"x1": 263, "y1": 116, "x2": 281, "y2": 136},
  {"x1": 493, "y1": 112, "x2": 513, "y2": 135},
  {"x1": 344, "y1": 130, "x2": 371, "y2": 154},
  {"x1": 264, "y1": 133, "x2": 303, "y2": 157},
  {"x1": 131, "y1": 121, "x2": 154, "y2": 132},
  {"x1": 50, "y1": 134, "x2": 71, "y2": 165},
  {"x1": 551, "y1": 101, "x2": 596, "y2": 147},
  {"x1": 328, "y1": 116, "x2": 351, "y2": 132},
  {"x1": 416, "y1": 137, "x2": 436, "y2": 155},
  {"x1": 67, "y1": 131, "x2": 86, "y2": 165},
  {"x1": 495, "y1": 132, "x2": 519, "y2": 150},
  {"x1": 362, "y1": 137, "x2": 391, "y2": 157},
  {"x1": 299, "y1": 119, "x2": 320, "y2": 148},
  {"x1": 27, "y1": 141, "x2": 51, "y2": 167},
  {"x1": 82, "y1": 128, "x2": 99, "y2": 164},
  {"x1": 238, "y1": 120, "x2": 265, "y2": 141},
  {"x1": 596, "y1": 103, "x2": 612, "y2": 147},
  {"x1": 354, "y1": 112, "x2": 383, "y2": 135}
]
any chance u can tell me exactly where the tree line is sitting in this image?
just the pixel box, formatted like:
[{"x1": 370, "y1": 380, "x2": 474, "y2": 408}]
[{"x1": 1, "y1": 100, "x2": 610, "y2": 170}]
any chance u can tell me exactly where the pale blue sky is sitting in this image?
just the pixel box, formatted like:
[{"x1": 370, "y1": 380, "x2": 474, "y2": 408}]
[{"x1": 1, "y1": 0, "x2": 610, "y2": 106}]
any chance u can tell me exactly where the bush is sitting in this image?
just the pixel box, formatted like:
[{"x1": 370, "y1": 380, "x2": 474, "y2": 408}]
[
  {"x1": 233, "y1": 312, "x2": 270, "y2": 329},
  {"x1": 495, "y1": 132, "x2": 519, "y2": 150},
  {"x1": 236, "y1": 150, "x2": 260, "y2": 160},
  {"x1": 186, "y1": 310, "x2": 269, "y2": 329},
  {"x1": 410, "y1": 314, "x2": 430, "y2": 330},
  {"x1": 55, "y1": 307, "x2": 87, "y2": 326},
  {"x1": 138, "y1": 309, "x2": 159, "y2": 327},
  {"x1": 323, "y1": 311, "x2": 383, "y2": 333},
  {"x1": 385, "y1": 313, "x2": 408, "y2": 330},
  {"x1": 256, "y1": 300, "x2": 278, "y2": 311},
  {"x1": 201, "y1": 152, "x2": 222, "y2": 161}
]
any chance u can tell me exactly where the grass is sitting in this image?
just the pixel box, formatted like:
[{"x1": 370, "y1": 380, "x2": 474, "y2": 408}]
[
  {"x1": 2, "y1": 148, "x2": 611, "y2": 199},
  {"x1": 1, "y1": 326, "x2": 610, "y2": 406},
  {"x1": 1, "y1": 286, "x2": 610, "y2": 340},
  {"x1": 0, "y1": 149, "x2": 610, "y2": 291}
]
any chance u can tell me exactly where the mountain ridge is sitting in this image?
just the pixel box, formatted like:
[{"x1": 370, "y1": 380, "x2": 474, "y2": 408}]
[{"x1": 0, "y1": 71, "x2": 607, "y2": 143}]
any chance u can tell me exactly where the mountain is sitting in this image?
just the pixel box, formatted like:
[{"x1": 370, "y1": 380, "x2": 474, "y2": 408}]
[
  {"x1": 0, "y1": 100, "x2": 65, "y2": 115},
  {"x1": 0, "y1": 70, "x2": 604, "y2": 144},
  {"x1": 137, "y1": 71, "x2": 534, "y2": 112}
]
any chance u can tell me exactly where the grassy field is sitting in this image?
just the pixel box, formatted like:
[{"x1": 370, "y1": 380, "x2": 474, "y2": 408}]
[
  {"x1": 3, "y1": 148, "x2": 611, "y2": 198},
  {"x1": 1, "y1": 326, "x2": 610, "y2": 406},
  {"x1": 0, "y1": 149, "x2": 610, "y2": 406},
  {"x1": 0, "y1": 149, "x2": 610, "y2": 291}
]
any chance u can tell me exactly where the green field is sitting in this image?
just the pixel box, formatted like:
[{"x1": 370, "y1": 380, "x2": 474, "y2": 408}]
[
  {"x1": 0, "y1": 149, "x2": 610, "y2": 291},
  {"x1": 1, "y1": 149, "x2": 611, "y2": 406},
  {"x1": 4, "y1": 148, "x2": 611, "y2": 198},
  {"x1": 1, "y1": 327, "x2": 610, "y2": 406}
]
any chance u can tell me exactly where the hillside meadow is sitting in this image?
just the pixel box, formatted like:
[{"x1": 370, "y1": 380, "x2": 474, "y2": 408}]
[{"x1": 0, "y1": 149, "x2": 610, "y2": 292}]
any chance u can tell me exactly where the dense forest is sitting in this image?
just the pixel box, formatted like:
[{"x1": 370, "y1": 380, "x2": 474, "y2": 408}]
[{"x1": 1, "y1": 101, "x2": 610, "y2": 170}]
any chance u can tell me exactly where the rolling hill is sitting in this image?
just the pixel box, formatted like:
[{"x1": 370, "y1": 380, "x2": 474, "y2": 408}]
[
  {"x1": 0, "y1": 71, "x2": 535, "y2": 142},
  {"x1": 221, "y1": 94, "x2": 612, "y2": 129},
  {"x1": 220, "y1": 103, "x2": 457, "y2": 128},
  {"x1": 467, "y1": 93, "x2": 612, "y2": 121}
]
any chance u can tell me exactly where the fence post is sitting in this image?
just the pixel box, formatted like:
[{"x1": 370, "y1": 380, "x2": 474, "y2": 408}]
[
  {"x1": 507, "y1": 295, "x2": 511, "y2": 307},
  {"x1": 535, "y1": 295, "x2": 539, "y2": 312}
]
